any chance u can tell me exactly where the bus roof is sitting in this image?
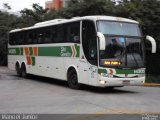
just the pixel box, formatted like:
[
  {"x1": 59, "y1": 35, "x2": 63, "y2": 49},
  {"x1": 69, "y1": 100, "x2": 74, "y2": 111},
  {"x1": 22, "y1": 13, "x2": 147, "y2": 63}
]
[{"x1": 10, "y1": 16, "x2": 139, "y2": 33}]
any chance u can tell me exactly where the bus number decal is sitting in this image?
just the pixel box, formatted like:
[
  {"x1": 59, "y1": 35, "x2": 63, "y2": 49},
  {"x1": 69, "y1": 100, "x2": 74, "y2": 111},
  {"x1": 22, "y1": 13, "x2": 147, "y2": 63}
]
[
  {"x1": 8, "y1": 49, "x2": 16, "y2": 54},
  {"x1": 8, "y1": 48, "x2": 23, "y2": 55},
  {"x1": 134, "y1": 69, "x2": 145, "y2": 74}
]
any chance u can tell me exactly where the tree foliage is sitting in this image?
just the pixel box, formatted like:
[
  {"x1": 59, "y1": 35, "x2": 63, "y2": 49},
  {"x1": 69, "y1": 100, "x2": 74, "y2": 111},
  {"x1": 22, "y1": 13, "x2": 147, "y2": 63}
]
[
  {"x1": 59, "y1": 0, "x2": 115, "y2": 18},
  {"x1": 3, "y1": 3, "x2": 11, "y2": 10},
  {"x1": 0, "y1": 11, "x2": 18, "y2": 65},
  {"x1": 115, "y1": 0, "x2": 160, "y2": 40},
  {"x1": 20, "y1": 4, "x2": 47, "y2": 26}
]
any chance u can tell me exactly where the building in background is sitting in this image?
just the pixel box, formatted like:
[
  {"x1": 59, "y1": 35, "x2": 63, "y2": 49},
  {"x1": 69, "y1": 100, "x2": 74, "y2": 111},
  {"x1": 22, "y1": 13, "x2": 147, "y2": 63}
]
[
  {"x1": 45, "y1": 0, "x2": 70, "y2": 10},
  {"x1": 45, "y1": 0, "x2": 135, "y2": 10}
]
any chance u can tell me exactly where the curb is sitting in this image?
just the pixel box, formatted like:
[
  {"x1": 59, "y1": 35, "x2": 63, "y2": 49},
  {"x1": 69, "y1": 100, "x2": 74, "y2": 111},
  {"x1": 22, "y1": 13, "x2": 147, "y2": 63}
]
[{"x1": 143, "y1": 83, "x2": 160, "y2": 87}]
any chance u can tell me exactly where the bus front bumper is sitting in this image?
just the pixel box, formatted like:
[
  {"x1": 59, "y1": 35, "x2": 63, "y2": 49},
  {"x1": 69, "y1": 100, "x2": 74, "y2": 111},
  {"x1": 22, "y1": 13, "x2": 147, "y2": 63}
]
[{"x1": 98, "y1": 76, "x2": 145, "y2": 87}]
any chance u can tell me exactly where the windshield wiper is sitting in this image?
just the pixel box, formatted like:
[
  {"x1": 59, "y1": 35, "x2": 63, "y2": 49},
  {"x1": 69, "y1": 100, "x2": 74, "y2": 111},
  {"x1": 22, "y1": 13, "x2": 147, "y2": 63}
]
[{"x1": 131, "y1": 53, "x2": 139, "y2": 68}]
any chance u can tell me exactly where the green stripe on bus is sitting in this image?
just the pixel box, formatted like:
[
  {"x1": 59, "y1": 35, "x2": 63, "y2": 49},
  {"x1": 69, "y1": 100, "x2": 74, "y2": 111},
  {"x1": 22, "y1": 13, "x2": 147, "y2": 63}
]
[
  {"x1": 38, "y1": 46, "x2": 79, "y2": 57},
  {"x1": 39, "y1": 47, "x2": 63, "y2": 57},
  {"x1": 116, "y1": 69, "x2": 145, "y2": 74},
  {"x1": 98, "y1": 69, "x2": 107, "y2": 74},
  {"x1": 31, "y1": 57, "x2": 35, "y2": 65},
  {"x1": 116, "y1": 69, "x2": 135, "y2": 74},
  {"x1": 75, "y1": 44, "x2": 80, "y2": 57},
  {"x1": 29, "y1": 47, "x2": 33, "y2": 56},
  {"x1": 98, "y1": 68, "x2": 145, "y2": 74},
  {"x1": 20, "y1": 48, "x2": 23, "y2": 55},
  {"x1": 8, "y1": 45, "x2": 80, "y2": 57}
]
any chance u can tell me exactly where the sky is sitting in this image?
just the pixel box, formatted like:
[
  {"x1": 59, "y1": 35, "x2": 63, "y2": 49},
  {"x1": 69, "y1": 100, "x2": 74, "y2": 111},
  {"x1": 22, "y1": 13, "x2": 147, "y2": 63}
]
[{"x1": 0, "y1": 0, "x2": 46, "y2": 12}]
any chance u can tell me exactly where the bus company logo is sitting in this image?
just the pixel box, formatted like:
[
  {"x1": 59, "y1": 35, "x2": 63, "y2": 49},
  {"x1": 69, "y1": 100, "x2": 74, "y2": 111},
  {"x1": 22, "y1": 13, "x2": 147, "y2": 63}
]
[
  {"x1": 134, "y1": 69, "x2": 145, "y2": 74},
  {"x1": 8, "y1": 49, "x2": 16, "y2": 54},
  {"x1": 60, "y1": 46, "x2": 77, "y2": 57},
  {"x1": 61, "y1": 52, "x2": 72, "y2": 57},
  {"x1": 61, "y1": 47, "x2": 71, "y2": 57}
]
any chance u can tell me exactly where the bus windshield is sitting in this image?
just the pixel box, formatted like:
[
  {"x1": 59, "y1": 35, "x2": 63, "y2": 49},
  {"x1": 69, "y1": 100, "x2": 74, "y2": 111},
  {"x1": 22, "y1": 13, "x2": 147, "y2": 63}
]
[
  {"x1": 97, "y1": 21, "x2": 145, "y2": 68},
  {"x1": 97, "y1": 21, "x2": 142, "y2": 37}
]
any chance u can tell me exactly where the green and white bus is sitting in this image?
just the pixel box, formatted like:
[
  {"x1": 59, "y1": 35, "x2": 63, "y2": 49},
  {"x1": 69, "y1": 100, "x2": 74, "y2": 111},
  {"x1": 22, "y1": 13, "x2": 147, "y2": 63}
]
[{"x1": 8, "y1": 16, "x2": 156, "y2": 89}]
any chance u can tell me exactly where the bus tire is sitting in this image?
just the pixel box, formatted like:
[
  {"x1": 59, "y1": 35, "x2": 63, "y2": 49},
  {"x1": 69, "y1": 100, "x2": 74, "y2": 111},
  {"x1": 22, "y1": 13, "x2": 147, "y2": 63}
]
[
  {"x1": 21, "y1": 63, "x2": 27, "y2": 78},
  {"x1": 15, "y1": 62, "x2": 21, "y2": 76},
  {"x1": 67, "y1": 69, "x2": 80, "y2": 90}
]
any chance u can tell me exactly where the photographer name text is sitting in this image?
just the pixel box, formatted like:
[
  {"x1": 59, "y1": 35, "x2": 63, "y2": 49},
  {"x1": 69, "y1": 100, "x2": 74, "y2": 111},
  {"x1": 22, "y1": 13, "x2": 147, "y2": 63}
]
[{"x1": 1, "y1": 114, "x2": 37, "y2": 120}]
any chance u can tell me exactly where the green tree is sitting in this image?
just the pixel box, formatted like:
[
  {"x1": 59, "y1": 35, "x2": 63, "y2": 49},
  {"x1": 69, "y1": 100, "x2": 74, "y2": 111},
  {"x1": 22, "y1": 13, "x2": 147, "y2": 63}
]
[
  {"x1": 116, "y1": 0, "x2": 160, "y2": 76},
  {"x1": 20, "y1": 3, "x2": 46, "y2": 26},
  {"x1": 3, "y1": 3, "x2": 11, "y2": 10},
  {"x1": 0, "y1": 11, "x2": 18, "y2": 65},
  {"x1": 115, "y1": 0, "x2": 160, "y2": 40},
  {"x1": 59, "y1": 0, "x2": 115, "y2": 18},
  {"x1": 19, "y1": 3, "x2": 59, "y2": 27}
]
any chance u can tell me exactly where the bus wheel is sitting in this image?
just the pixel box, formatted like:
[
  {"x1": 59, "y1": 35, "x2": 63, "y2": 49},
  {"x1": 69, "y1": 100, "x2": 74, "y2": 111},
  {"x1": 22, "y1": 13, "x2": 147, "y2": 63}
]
[
  {"x1": 67, "y1": 69, "x2": 80, "y2": 89},
  {"x1": 21, "y1": 64, "x2": 27, "y2": 78},
  {"x1": 16, "y1": 63, "x2": 21, "y2": 76}
]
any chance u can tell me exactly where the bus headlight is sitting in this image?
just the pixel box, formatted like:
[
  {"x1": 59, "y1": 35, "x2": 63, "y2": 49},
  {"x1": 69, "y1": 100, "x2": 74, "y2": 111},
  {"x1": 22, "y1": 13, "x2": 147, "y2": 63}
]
[{"x1": 99, "y1": 80, "x2": 105, "y2": 84}]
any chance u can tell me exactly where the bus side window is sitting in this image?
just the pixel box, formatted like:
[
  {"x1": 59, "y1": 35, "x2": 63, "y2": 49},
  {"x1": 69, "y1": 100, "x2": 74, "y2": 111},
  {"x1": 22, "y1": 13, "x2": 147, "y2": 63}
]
[
  {"x1": 17, "y1": 32, "x2": 24, "y2": 45},
  {"x1": 24, "y1": 31, "x2": 29, "y2": 45},
  {"x1": 9, "y1": 33, "x2": 16, "y2": 45},
  {"x1": 37, "y1": 31, "x2": 44, "y2": 44},
  {"x1": 14, "y1": 32, "x2": 22, "y2": 45},
  {"x1": 56, "y1": 25, "x2": 65, "y2": 43},
  {"x1": 43, "y1": 29, "x2": 52, "y2": 43},
  {"x1": 28, "y1": 33, "x2": 33, "y2": 44},
  {"x1": 82, "y1": 20, "x2": 97, "y2": 65},
  {"x1": 32, "y1": 32, "x2": 37, "y2": 44},
  {"x1": 52, "y1": 26, "x2": 58, "y2": 43},
  {"x1": 67, "y1": 22, "x2": 80, "y2": 43}
]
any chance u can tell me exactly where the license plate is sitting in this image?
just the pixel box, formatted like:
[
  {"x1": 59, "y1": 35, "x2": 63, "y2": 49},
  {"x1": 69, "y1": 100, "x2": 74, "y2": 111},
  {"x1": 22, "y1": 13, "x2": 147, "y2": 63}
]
[{"x1": 122, "y1": 80, "x2": 130, "y2": 85}]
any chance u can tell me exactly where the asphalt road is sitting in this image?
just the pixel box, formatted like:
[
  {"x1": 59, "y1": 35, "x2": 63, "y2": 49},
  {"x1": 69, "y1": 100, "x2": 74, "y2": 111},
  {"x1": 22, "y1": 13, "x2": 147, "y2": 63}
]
[{"x1": 0, "y1": 66, "x2": 160, "y2": 114}]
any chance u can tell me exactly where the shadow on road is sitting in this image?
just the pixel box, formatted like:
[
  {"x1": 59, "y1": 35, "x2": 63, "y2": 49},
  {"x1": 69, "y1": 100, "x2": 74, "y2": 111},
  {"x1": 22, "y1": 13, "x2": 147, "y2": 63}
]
[
  {"x1": 81, "y1": 85, "x2": 138, "y2": 94},
  {"x1": 26, "y1": 74, "x2": 69, "y2": 88},
  {"x1": 11, "y1": 74, "x2": 139, "y2": 94}
]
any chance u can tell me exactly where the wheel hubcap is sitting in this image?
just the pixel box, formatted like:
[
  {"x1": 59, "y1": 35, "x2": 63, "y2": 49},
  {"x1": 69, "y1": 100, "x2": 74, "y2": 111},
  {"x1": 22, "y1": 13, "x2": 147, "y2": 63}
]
[{"x1": 70, "y1": 74, "x2": 77, "y2": 85}]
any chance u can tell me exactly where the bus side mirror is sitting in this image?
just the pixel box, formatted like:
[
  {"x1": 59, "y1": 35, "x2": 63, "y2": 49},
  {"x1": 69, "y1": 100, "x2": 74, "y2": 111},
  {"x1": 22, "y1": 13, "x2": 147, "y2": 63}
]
[
  {"x1": 97, "y1": 32, "x2": 106, "y2": 50},
  {"x1": 146, "y1": 35, "x2": 156, "y2": 53}
]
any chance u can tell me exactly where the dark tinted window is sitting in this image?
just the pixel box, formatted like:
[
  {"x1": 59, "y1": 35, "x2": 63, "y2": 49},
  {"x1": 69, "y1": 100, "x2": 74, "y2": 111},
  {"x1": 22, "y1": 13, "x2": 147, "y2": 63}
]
[
  {"x1": 43, "y1": 29, "x2": 52, "y2": 43},
  {"x1": 66, "y1": 22, "x2": 80, "y2": 43},
  {"x1": 9, "y1": 21, "x2": 80, "y2": 45},
  {"x1": 52, "y1": 26, "x2": 58, "y2": 43},
  {"x1": 37, "y1": 27, "x2": 52, "y2": 44},
  {"x1": 55, "y1": 25, "x2": 66, "y2": 43},
  {"x1": 82, "y1": 20, "x2": 97, "y2": 65},
  {"x1": 27, "y1": 31, "x2": 37, "y2": 44},
  {"x1": 9, "y1": 33, "x2": 16, "y2": 45},
  {"x1": 9, "y1": 33, "x2": 12, "y2": 45},
  {"x1": 9, "y1": 32, "x2": 24, "y2": 45}
]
